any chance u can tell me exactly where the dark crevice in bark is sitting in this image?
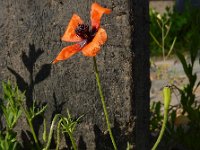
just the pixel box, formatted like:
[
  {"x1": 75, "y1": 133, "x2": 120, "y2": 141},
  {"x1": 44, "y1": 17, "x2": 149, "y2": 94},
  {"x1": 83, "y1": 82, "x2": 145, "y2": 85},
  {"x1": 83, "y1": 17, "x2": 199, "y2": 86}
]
[{"x1": 129, "y1": 0, "x2": 150, "y2": 149}]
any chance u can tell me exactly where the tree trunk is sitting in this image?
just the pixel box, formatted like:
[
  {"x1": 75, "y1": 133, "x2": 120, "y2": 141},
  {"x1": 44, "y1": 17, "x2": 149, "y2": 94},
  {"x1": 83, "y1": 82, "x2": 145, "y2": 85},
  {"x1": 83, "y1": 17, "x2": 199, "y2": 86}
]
[{"x1": 0, "y1": 0, "x2": 149, "y2": 149}]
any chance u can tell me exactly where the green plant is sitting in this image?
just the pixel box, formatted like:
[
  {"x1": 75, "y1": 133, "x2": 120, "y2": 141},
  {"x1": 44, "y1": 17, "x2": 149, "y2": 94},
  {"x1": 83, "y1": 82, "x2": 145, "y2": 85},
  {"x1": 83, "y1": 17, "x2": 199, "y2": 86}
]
[
  {"x1": 0, "y1": 81, "x2": 22, "y2": 150},
  {"x1": 150, "y1": 8, "x2": 177, "y2": 58},
  {"x1": 150, "y1": 2, "x2": 200, "y2": 57},
  {"x1": 59, "y1": 111, "x2": 83, "y2": 150},
  {"x1": 93, "y1": 57, "x2": 117, "y2": 149},
  {"x1": 165, "y1": 31, "x2": 200, "y2": 150},
  {"x1": 52, "y1": 3, "x2": 117, "y2": 149},
  {"x1": 152, "y1": 86, "x2": 171, "y2": 150},
  {"x1": 0, "y1": 81, "x2": 82, "y2": 150},
  {"x1": 150, "y1": 101, "x2": 163, "y2": 134},
  {"x1": 43, "y1": 114, "x2": 62, "y2": 150},
  {"x1": 150, "y1": 30, "x2": 200, "y2": 149},
  {"x1": 169, "y1": 1, "x2": 200, "y2": 52},
  {"x1": 19, "y1": 99, "x2": 47, "y2": 149}
]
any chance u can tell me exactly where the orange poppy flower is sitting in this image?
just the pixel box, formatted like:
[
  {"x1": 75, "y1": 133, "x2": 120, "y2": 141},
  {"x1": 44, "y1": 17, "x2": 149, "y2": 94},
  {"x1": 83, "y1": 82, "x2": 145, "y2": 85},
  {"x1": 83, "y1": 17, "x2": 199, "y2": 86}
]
[{"x1": 53, "y1": 3, "x2": 111, "y2": 64}]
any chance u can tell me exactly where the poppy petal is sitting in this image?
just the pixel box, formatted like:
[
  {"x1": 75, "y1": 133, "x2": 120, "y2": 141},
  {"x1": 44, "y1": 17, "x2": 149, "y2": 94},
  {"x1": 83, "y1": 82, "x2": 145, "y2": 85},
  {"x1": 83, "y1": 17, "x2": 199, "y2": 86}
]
[
  {"x1": 82, "y1": 28, "x2": 107, "y2": 56},
  {"x1": 52, "y1": 44, "x2": 82, "y2": 64},
  {"x1": 90, "y1": 3, "x2": 111, "y2": 29},
  {"x1": 61, "y1": 14, "x2": 84, "y2": 42}
]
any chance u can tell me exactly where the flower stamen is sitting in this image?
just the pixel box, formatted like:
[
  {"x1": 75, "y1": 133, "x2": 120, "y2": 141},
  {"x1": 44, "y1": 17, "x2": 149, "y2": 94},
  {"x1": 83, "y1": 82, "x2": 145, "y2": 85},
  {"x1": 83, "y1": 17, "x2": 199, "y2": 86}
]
[
  {"x1": 75, "y1": 24, "x2": 90, "y2": 39},
  {"x1": 75, "y1": 24, "x2": 98, "y2": 43}
]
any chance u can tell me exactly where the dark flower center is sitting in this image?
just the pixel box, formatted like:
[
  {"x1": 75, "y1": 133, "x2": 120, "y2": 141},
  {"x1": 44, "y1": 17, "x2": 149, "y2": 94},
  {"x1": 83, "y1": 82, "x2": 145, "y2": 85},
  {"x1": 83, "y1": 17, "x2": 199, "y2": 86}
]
[{"x1": 75, "y1": 24, "x2": 97, "y2": 43}]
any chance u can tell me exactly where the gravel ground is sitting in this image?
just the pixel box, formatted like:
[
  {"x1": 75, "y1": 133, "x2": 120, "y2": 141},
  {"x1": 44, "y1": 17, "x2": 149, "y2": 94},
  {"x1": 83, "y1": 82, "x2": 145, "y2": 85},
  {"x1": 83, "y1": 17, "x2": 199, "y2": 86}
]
[
  {"x1": 150, "y1": 57, "x2": 200, "y2": 105},
  {"x1": 150, "y1": 1, "x2": 174, "y2": 14}
]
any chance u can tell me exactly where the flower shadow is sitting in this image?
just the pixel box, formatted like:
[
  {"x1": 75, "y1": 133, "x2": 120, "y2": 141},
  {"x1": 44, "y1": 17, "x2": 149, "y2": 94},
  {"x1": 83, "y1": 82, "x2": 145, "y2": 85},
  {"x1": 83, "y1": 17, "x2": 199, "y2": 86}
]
[
  {"x1": 51, "y1": 92, "x2": 66, "y2": 121},
  {"x1": 7, "y1": 43, "x2": 52, "y2": 148},
  {"x1": 7, "y1": 43, "x2": 51, "y2": 108}
]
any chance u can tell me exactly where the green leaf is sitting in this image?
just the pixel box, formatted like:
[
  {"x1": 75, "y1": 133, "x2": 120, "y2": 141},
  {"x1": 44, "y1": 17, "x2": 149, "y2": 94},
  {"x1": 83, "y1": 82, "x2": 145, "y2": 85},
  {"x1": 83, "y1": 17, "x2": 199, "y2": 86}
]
[
  {"x1": 35, "y1": 104, "x2": 47, "y2": 117},
  {"x1": 176, "y1": 52, "x2": 189, "y2": 76}
]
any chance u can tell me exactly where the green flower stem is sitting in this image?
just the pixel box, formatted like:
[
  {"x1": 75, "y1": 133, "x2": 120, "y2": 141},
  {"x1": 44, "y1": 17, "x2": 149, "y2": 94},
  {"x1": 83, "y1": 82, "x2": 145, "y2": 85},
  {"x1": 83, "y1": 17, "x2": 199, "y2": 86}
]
[
  {"x1": 93, "y1": 57, "x2": 117, "y2": 150},
  {"x1": 68, "y1": 130, "x2": 77, "y2": 150},
  {"x1": 56, "y1": 119, "x2": 62, "y2": 150},
  {"x1": 152, "y1": 111, "x2": 168, "y2": 150},
  {"x1": 28, "y1": 118, "x2": 40, "y2": 149},
  {"x1": 152, "y1": 87, "x2": 171, "y2": 150},
  {"x1": 44, "y1": 114, "x2": 62, "y2": 150},
  {"x1": 19, "y1": 103, "x2": 40, "y2": 149},
  {"x1": 162, "y1": 21, "x2": 165, "y2": 62},
  {"x1": 150, "y1": 31, "x2": 162, "y2": 49}
]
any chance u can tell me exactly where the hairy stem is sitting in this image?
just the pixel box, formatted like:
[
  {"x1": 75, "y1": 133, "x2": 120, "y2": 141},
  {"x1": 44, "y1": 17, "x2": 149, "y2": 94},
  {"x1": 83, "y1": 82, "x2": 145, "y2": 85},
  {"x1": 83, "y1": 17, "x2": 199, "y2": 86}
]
[
  {"x1": 44, "y1": 114, "x2": 62, "y2": 150},
  {"x1": 19, "y1": 102, "x2": 40, "y2": 149},
  {"x1": 152, "y1": 109, "x2": 168, "y2": 150},
  {"x1": 93, "y1": 57, "x2": 117, "y2": 150},
  {"x1": 28, "y1": 118, "x2": 40, "y2": 149},
  {"x1": 152, "y1": 87, "x2": 171, "y2": 150},
  {"x1": 68, "y1": 130, "x2": 77, "y2": 150},
  {"x1": 56, "y1": 119, "x2": 62, "y2": 150}
]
